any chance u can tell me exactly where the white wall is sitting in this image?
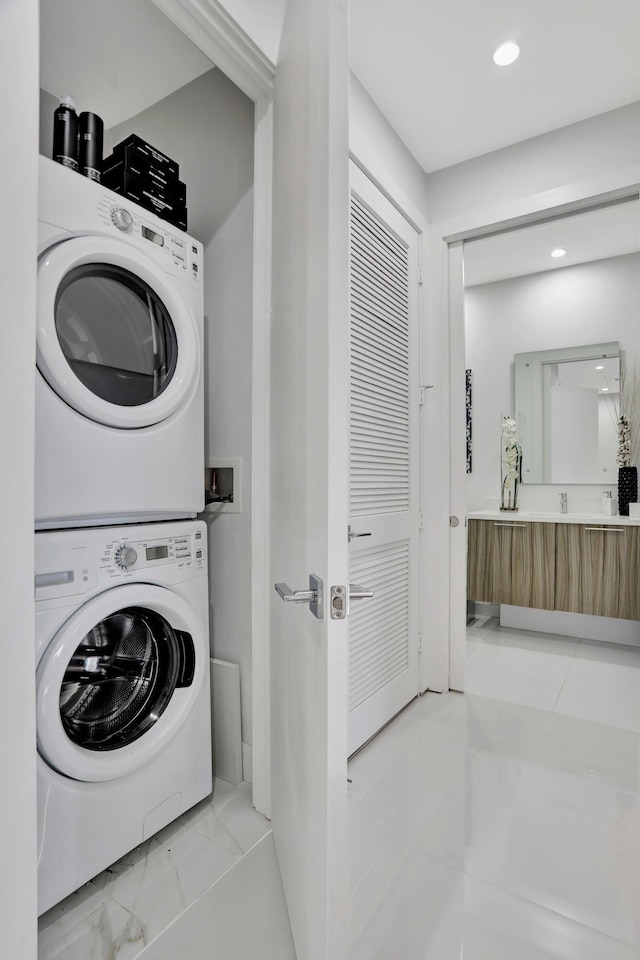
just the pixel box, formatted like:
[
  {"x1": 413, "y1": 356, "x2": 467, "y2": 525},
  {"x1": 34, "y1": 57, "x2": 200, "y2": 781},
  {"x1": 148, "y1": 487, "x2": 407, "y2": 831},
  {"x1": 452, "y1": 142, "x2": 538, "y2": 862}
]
[
  {"x1": 465, "y1": 253, "x2": 640, "y2": 511},
  {"x1": 109, "y1": 68, "x2": 256, "y2": 757},
  {"x1": 349, "y1": 73, "x2": 429, "y2": 219},
  {"x1": 427, "y1": 100, "x2": 640, "y2": 223},
  {"x1": 203, "y1": 189, "x2": 254, "y2": 754},
  {"x1": 107, "y1": 68, "x2": 254, "y2": 244},
  {"x1": 0, "y1": 1, "x2": 39, "y2": 956}
]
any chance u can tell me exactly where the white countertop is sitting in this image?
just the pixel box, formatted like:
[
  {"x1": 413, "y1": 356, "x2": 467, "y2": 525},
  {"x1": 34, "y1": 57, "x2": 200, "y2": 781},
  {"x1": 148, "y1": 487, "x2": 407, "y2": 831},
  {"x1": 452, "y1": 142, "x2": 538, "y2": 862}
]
[{"x1": 467, "y1": 510, "x2": 640, "y2": 526}]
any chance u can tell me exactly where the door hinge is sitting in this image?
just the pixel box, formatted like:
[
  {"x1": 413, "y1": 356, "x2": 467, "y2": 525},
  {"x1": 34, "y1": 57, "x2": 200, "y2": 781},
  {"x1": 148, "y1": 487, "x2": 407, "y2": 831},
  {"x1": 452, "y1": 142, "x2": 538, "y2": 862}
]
[
  {"x1": 419, "y1": 511, "x2": 424, "y2": 529},
  {"x1": 418, "y1": 265, "x2": 424, "y2": 287},
  {"x1": 418, "y1": 633, "x2": 423, "y2": 653}
]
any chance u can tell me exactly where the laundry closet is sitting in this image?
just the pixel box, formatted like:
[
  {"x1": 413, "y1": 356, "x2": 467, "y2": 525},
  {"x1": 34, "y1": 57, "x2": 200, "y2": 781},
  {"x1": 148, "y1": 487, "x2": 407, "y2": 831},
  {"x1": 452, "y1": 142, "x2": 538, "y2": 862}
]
[{"x1": 35, "y1": 0, "x2": 259, "y2": 929}]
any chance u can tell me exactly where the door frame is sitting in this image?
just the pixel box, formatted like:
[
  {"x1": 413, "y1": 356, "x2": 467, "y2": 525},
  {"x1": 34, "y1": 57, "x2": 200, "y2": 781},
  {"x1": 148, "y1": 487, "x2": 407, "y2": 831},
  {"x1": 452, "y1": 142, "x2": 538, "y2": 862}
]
[
  {"x1": 427, "y1": 164, "x2": 640, "y2": 693},
  {"x1": 150, "y1": 0, "x2": 275, "y2": 815}
]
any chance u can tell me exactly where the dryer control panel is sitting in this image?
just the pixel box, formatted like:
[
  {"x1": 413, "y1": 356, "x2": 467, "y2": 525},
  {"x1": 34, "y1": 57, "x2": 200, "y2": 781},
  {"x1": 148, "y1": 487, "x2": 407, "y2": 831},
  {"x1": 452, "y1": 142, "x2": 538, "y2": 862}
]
[{"x1": 38, "y1": 156, "x2": 202, "y2": 288}]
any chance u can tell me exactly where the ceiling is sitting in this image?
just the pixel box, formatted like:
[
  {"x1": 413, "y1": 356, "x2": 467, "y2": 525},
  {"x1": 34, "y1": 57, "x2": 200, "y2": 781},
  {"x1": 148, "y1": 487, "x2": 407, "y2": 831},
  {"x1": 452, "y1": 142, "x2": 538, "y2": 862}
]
[
  {"x1": 349, "y1": 0, "x2": 640, "y2": 172},
  {"x1": 41, "y1": 0, "x2": 640, "y2": 180},
  {"x1": 464, "y1": 199, "x2": 640, "y2": 286}
]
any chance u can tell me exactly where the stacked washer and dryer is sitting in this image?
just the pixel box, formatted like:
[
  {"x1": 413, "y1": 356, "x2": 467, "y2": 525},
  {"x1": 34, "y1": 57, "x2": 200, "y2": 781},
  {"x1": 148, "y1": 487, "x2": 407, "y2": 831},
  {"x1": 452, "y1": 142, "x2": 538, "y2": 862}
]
[{"x1": 34, "y1": 156, "x2": 212, "y2": 915}]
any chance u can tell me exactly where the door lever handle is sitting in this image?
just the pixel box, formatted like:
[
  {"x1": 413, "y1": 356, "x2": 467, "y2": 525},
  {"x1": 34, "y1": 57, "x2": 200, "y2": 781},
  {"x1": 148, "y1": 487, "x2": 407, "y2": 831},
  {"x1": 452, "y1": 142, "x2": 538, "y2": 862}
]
[
  {"x1": 348, "y1": 526, "x2": 372, "y2": 541},
  {"x1": 349, "y1": 583, "x2": 374, "y2": 600},
  {"x1": 274, "y1": 574, "x2": 323, "y2": 619},
  {"x1": 275, "y1": 583, "x2": 315, "y2": 603}
]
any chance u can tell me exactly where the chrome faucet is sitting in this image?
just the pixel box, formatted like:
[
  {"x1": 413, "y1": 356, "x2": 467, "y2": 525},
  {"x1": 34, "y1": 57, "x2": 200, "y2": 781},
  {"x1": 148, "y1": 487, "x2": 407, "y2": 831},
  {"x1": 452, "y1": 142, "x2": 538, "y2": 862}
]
[{"x1": 559, "y1": 492, "x2": 568, "y2": 514}]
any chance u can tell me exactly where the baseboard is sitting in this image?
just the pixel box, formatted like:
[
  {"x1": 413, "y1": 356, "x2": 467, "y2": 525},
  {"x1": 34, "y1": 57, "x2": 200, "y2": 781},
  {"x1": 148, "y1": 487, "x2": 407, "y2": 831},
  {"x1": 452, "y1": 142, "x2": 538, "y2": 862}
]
[{"x1": 501, "y1": 605, "x2": 640, "y2": 646}]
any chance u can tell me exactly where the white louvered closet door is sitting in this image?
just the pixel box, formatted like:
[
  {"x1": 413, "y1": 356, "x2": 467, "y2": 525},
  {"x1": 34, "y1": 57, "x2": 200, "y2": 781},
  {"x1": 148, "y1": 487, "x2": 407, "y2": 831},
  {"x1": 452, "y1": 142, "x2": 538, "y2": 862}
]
[{"x1": 348, "y1": 163, "x2": 421, "y2": 756}]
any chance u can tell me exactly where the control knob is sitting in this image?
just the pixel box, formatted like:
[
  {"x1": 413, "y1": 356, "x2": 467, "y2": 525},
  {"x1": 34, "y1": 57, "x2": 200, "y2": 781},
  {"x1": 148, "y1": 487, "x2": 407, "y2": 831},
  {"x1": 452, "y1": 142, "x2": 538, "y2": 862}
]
[
  {"x1": 110, "y1": 206, "x2": 133, "y2": 233},
  {"x1": 115, "y1": 545, "x2": 138, "y2": 570}
]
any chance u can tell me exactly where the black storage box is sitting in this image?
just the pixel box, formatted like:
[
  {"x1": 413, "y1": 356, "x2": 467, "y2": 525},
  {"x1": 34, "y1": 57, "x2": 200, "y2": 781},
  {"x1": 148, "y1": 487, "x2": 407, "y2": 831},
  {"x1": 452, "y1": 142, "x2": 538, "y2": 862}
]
[
  {"x1": 104, "y1": 170, "x2": 188, "y2": 231},
  {"x1": 111, "y1": 134, "x2": 179, "y2": 180},
  {"x1": 102, "y1": 157, "x2": 186, "y2": 204}
]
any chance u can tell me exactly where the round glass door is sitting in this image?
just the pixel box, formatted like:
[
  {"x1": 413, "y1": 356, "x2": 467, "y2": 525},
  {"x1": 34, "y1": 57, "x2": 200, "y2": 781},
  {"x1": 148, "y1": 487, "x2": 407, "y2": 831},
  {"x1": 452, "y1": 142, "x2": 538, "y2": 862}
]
[
  {"x1": 36, "y1": 584, "x2": 205, "y2": 782},
  {"x1": 37, "y1": 236, "x2": 199, "y2": 429},
  {"x1": 55, "y1": 265, "x2": 178, "y2": 408},
  {"x1": 60, "y1": 606, "x2": 194, "y2": 752}
]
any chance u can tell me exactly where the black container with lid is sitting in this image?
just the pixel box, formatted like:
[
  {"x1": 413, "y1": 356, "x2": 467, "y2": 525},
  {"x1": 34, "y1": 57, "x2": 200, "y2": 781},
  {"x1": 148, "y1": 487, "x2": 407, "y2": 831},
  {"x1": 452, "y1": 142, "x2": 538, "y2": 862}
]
[
  {"x1": 78, "y1": 111, "x2": 104, "y2": 182},
  {"x1": 52, "y1": 94, "x2": 79, "y2": 171}
]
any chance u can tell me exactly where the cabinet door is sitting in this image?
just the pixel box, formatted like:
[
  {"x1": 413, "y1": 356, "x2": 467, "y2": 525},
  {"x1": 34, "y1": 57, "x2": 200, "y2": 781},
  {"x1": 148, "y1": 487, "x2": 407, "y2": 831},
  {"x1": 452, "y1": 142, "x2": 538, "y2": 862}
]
[
  {"x1": 467, "y1": 519, "x2": 555, "y2": 610},
  {"x1": 556, "y1": 523, "x2": 640, "y2": 619}
]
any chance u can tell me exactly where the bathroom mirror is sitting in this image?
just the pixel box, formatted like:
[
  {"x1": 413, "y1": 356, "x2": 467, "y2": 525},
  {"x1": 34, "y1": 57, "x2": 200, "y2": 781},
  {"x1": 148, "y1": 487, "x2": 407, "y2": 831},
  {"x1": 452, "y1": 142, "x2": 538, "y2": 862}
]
[{"x1": 514, "y1": 341, "x2": 620, "y2": 483}]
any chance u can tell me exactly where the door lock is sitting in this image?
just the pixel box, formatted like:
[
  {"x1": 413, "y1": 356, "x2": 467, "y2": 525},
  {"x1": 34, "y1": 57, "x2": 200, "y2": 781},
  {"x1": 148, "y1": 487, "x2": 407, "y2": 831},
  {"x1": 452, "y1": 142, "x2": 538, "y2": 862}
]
[{"x1": 330, "y1": 583, "x2": 374, "y2": 619}]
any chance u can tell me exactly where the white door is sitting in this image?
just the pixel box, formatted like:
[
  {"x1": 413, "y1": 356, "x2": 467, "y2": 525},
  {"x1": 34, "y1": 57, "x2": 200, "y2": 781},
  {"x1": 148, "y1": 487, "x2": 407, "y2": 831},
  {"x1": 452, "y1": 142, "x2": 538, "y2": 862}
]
[
  {"x1": 269, "y1": 2, "x2": 351, "y2": 959},
  {"x1": 348, "y1": 164, "x2": 421, "y2": 755}
]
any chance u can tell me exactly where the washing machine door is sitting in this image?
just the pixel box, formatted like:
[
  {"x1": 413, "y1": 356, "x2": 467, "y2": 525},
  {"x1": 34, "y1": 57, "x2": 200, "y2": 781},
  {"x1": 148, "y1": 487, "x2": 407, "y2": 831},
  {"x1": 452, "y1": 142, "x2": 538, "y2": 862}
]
[
  {"x1": 36, "y1": 584, "x2": 206, "y2": 782},
  {"x1": 36, "y1": 236, "x2": 199, "y2": 429}
]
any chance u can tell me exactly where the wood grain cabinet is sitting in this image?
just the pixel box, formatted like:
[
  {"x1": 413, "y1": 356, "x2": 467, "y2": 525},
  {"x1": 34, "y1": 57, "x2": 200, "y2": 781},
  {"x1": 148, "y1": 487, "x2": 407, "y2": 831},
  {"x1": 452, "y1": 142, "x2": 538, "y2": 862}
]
[
  {"x1": 468, "y1": 518, "x2": 640, "y2": 620},
  {"x1": 467, "y1": 519, "x2": 555, "y2": 611},
  {"x1": 555, "y1": 523, "x2": 640, "y2": 620}
]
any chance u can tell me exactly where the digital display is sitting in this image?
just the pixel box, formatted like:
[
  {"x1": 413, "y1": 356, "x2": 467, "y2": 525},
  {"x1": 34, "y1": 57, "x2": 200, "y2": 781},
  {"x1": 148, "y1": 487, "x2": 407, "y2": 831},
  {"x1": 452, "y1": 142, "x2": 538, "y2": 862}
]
[
  {"x1": 146, "y1": 545, "x2": 169, "y2": 561},
  {"x1": 141, "y1": 225, "x2": 164, "y2": 246}
]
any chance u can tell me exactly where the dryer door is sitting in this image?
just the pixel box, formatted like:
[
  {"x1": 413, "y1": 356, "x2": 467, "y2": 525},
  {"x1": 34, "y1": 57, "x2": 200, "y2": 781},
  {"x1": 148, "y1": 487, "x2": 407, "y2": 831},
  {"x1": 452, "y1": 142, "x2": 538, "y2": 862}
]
[
  {"x1": 36, "y1": 236, "x2": 199, "y2": 428},
  {"x1": 36, "y1": 584, "x2": 206, "y2": 782}
]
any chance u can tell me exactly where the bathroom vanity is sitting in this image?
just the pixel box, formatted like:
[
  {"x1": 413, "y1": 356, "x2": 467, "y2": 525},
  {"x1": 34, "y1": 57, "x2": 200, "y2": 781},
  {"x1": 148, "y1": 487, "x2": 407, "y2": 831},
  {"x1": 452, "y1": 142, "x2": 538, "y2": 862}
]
[{"x1": 467, "y1": 512, "x2": 640, "y2": 621}]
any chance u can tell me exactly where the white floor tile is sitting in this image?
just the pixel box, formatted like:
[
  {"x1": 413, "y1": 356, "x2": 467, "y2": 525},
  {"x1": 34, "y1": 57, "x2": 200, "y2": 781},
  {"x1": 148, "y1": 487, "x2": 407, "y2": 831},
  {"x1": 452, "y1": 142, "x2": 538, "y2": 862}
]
[
  {"x1": 106, "y1": 821, "x2": 240, "y2": 938},
  {"x1": 483, "y1": 701, "x2": 640, "y2": 790},
  {"x1": 554, "y1": 684, "x2": 640, "y2": 732},
  {"x1": 485, "y1": 627, "x2": 580, "y2": 658},
  {"x1": 424, "y1": 874, "x2": 638, "y2": 960},
  {"x1": 181, "y1": 780, "x2": 270, "y2": 855},
  {"x1": 465, "y1": 664, "x2": 563, "y2": 710},
  {"x1": 38, "y1": 895, "x2": 148, "y2": 960},
  {"x1": 575, "y1": 638, "x2": 640, "y2": 667},
  {"x1": 463, "y1": 738, "x2": 640, "y2": 944},
  {"x1": 469, "y1": 641, "x2": 574, "y2": 683},
  {"x1": 38, "y1": 781, "x2": 264, "y2": 960},
  {"x1": 349, "y1": 618, "x2": 640, "y2": 957},
  {"x1": 138, "y1": 834, "x2": 295, "y2": 960}
]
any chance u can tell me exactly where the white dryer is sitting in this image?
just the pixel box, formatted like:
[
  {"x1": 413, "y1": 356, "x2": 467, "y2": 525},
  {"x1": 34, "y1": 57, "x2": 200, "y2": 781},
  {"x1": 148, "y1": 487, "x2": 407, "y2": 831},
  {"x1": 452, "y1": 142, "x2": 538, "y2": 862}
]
[
  {"x1": 35, "y1": 156, "x2": 204, "y2": 529},
  {"x1": 35, "y1": 520, "x2": 212, "y2": 915}
]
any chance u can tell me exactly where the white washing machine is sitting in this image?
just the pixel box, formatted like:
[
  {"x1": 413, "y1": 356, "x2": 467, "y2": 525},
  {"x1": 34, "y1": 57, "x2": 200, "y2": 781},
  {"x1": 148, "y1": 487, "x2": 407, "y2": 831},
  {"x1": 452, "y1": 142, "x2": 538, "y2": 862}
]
[
  {"x1": 35, "y1": 156, "x2": 204, "y2": 529},
  {"x1": 35, "y1": 519, "x2": 212, "y2": 915}
]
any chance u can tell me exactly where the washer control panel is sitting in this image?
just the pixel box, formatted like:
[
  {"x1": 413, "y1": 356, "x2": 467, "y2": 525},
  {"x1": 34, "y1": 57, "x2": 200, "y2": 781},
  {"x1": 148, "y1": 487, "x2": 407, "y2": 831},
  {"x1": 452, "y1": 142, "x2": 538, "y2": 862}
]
[{"x1": 100, "y1": 528, "x2": 205, "y2": 580}]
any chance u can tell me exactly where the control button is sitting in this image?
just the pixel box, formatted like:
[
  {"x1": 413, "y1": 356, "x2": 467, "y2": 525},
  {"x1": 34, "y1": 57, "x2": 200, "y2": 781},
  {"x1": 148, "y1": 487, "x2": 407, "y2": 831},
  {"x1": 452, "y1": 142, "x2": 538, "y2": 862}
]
[
  {"x1": 110, "y1": 206, "x2": 133, "y2": 233},
  {"x1": 115, "y1": 545, "x2": 138, "y2": 569},
  {"x1": 195, "y1": 531, "x2": 202, "y2": 539}
]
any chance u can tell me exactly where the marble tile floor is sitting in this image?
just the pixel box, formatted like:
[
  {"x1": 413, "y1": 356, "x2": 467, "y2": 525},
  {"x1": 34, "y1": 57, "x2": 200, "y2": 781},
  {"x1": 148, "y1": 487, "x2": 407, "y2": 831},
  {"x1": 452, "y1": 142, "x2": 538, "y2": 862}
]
[
  {"x1": 38, "y1": 778, "x2": 272, "y2": 960},
  {"x1": 349, "y1": 619, "x2": 640, "y2": 959}
]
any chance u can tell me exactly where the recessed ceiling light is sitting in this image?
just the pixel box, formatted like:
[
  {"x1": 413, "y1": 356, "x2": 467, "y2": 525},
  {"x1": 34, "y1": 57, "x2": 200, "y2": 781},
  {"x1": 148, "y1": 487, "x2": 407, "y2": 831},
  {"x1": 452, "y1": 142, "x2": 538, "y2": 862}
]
[
  {"x1": 551, "y1": 248, "x2": 567, "y2": 258},
  {"x1": 595, "y1": 365, "x2": 604, "y2": 370},
  {"x1": 602, "y1": 387, "x2": 609, "y2": 392},
  {"x1": 493, "y1": 42, "x2": 520, "y2": 66}
]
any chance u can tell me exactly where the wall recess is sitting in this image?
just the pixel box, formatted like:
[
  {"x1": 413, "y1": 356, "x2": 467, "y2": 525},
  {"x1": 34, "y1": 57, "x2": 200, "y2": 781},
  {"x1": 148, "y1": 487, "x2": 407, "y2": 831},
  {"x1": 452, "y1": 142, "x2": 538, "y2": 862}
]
[{"x1": 204, "y1": 457, "x2": 242, "y2": 514}]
